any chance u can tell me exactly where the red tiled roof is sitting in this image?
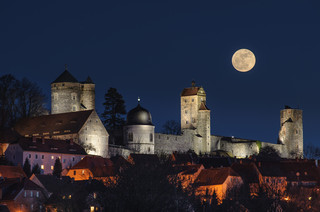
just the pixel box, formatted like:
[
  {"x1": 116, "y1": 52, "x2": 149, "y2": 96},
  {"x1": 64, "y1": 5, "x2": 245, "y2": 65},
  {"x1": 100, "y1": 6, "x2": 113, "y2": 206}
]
[
  {"x1": 128, "y1": 154, "x2": 160, "y2": 165},
  {"x1": 71, "y1": 155, "x2": 115, "y2": 177},
  {"x1": 14, "y1": 110, "x2": 93, "y2": 137},
  {"x1": 0, "y1": 165, "x2": 26, "y2": 179},
  {"x1": 175, "y1": 164, "x2": 203, "y2": 175},
  {"x1": 181, "y1": 87, "x2": 200, "y2": 96},
  {"x1": 199, "y1": 102, "x2": 210, "y2": 111},
  {"x1": 231, "y1": 162, "x2": 261, "y2": 183},
  {"x1": 196, "y1": 167, "x2": 240, "y2": 186},
  {"x1": 16, "y1": 137, "x2": 87, "y2": 155},
  {"x1": 171, "y1": 152, "x2": 193, "y2": 165}
]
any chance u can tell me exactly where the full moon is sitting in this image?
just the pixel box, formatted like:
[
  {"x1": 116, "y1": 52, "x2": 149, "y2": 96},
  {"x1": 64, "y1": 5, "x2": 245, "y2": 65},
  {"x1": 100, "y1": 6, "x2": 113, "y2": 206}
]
[{"x1": 232, "y1": 49, "x2": 256, "y2": 72}]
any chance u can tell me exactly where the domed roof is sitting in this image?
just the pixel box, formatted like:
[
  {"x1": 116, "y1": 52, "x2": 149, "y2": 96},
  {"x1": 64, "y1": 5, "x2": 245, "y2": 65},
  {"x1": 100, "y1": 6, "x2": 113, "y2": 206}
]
[{"x1": 126, "y1": 104, "x2": 153, "y2": 125}]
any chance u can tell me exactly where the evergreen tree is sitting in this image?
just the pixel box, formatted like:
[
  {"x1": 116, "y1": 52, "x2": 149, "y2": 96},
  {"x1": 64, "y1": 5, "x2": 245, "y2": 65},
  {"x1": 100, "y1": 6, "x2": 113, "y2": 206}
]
[
  {"x1": 23, "y1": 158, "x2": 31, "y2": 177},
  {"x1": 53, "y1": 158, "x2": 62, "y2": 177},
  {"x1": 101, "y1": 87, "x2": 126, "y2": 131},
  {"x1": 32, "y1": 164, "x2": 41, "y2": 175}
]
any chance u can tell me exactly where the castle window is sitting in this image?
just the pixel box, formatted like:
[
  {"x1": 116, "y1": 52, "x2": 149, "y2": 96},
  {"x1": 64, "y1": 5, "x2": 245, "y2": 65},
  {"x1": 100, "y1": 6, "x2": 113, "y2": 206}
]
[
  {"x1": 72, "y1": 93, "x2": 76, "y2": 100},
  {"x1": 186, "y1": 121, "x2": 189, "y2": 124},
  {"x1": 128, "y1": 132, "x2": 133, "y2": 141},
  {"x1": 148, "y1": 147, "x2": 150, "y2": 152},
  {"x1": 53, "y1": 93, "x2": 58, "y2": 100},
  {"x1": 150, "y1": 133, "x2": 153, "y2": 142},
  {"x1": 185, "y1": 110, "x2": 187, "y2": 114},
  {"x1": 296, "y1": 129, "x2": 298, "y2": 134},
  {"x1": 192, "y1": 118, "x2": 195, "y2": 123},
  {"x1": 185, "y1": 99, "x2": 187, "y2": 103},
  {"x1": 62, "y1": 83, "x2": 65, "y2": 86},
  {"x1": 72, "y1": 106, "x2": 76, "y2": 111},
  {"x1": 192, "y1": 99, "x2": 194, "y2": 102},
  {"x1": 35, "y1": 154, "x2": 38, "y2": 159}
]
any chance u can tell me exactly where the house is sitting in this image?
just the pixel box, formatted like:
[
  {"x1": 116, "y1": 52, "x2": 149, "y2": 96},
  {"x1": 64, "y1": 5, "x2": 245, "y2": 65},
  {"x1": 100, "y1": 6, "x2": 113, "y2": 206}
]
[
  {"x1": 194, "y1": 167, "x2": 243, "y2": 204},
  {"x1": 14, "y1": 109, "x2": 109, "y2": 157},
  {"x1": 231, "y1": 161, "x2": 262, "y2": 196},
  {"x1": 0, "y1": 128, "x2": 20, "y2": 156},
  {"x1": 174, "y1": 164, "x2": 204, "y2": 189},
  {"x1": 127, "y1": 154, "x2": 160, "y2": 167},
  {"x1": 256, "y1": 161, "x2": 287, "y2": 196},
  {"x1": 170, "y1": 151, "x2": 195, "y2": 166},
  {"x1": 0, "y1": 178, "x2": 46, "y2": 212},
  {"x1": 66, "y1": 156, "x2": 115, "y2": 185},
  {"x1": 5, "y1": 137, "x2": 87, "y2": 174},
  {"x1": 0, "y1": 165, "x2": 27, "y2": 179}
]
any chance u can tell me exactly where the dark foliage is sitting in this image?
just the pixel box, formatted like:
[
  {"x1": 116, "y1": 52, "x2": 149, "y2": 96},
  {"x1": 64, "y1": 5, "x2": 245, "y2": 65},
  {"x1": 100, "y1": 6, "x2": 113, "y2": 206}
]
[
  {"x1": 256, "y1": 146, "x2": 281, "y2": 161},
  {"x1": 304, "y1": 144, "x2": 320, "y2": 159},
  {"x1": 101, "y1": 87, "x2": 126, "y2": 131},
  {"x1": 32, "y1": 164, "x2": 41, "y2": 175},
  {"x1": 161, "y1": 120, "x2": 181, "y2": 135},
  {"x1": 103, "y1": 163, "x2": 197, "y2": 212},
  {"x1": 53, "y1": 158, "x2": 62, "y2": 177},
  {"x1": 23, "y1": 157, "x2": 31, "y2": 177},
  {"x1": 0, "y1": 74, "x2": 46, "y2": 129}
]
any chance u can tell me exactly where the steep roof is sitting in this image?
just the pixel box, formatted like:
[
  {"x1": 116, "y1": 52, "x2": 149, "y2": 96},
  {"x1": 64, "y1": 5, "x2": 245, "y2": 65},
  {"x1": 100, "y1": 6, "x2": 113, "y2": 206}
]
[
  {"x1": 14, "y1": 137, "x2": 87, "y2": 155},
  {"x1": 196, "y1": 167, "x2": 240, "y2": 186},
  {"x1": 231, "y1": 162, "x2": 261, "y2": 184},
  {"x1": 128, "y1": 154, "x2": 160, "y2": 166},
  {"x1": 52, "y1": 70, "x2": 78, "y2": 83},
  {"x1": 0, "y1": 165, "x2": 26, "y2": 179},
  {"x1": 14, "y1": 110, "x2": 94, "y2": 137},
  {"x1": 181, "y1": 87, "x2": 200, "y2": 96},
  {"x1": 70, "y1": 155, "x2": 115, "y2": 177},
  {"x1": 33, "y1": 174, "x2": 73, "y2": 194},
  {"x1": 199, "y1": 102, "x2": 210, "y2": 111}
]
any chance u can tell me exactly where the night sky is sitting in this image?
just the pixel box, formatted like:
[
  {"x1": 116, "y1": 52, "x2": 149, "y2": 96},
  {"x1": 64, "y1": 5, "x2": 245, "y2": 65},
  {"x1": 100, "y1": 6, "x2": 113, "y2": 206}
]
[{"x1": 1, "y1": 1, "x2": 320, "y2": 146}]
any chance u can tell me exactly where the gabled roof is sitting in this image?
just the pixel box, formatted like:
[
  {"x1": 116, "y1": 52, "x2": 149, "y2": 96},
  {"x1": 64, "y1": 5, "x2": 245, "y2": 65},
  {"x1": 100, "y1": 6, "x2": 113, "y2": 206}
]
[
  {"x1": 280, "y1": 160, "x2": 320, "y2": 182},
  {"x1": 181, "y1": 87, "x2": 200, "y2": 96},
  {"x1": 70, "y1": 156, "x2": 115, "y2": 177},
  {"x1": 0, "y1": 165, "x2": 26, "y2": 179},
  {"x1": 170, "y1": 152, "x2": 194, "y2": 165},
  {"x1": 231, "y1": 162, "x2": 261, "y2": 183},
  {"x1": 199, "y1": 102, "x2": 210, "y2": 111},
  {"x1": 0, "y1": 128, "x2": 20, "y2": 143},
  {"x1": 14, "y1": 137, "x2": 87, "y2": 155},
  {"x1": 196, "y1": 167, "x2": 240, "y2": 186},
  {"x1": 173, "y1": 164, "x2": 204, "y2": 176},
  {"x1": 52, "y1": 70, "x2": 78, "y2": 83},
  {"x1": 14, "y1": 110, "x2": 94, "y2": 137},
  {"x1": 32, "y1": 174, "x2": 73, "y2": 194}
]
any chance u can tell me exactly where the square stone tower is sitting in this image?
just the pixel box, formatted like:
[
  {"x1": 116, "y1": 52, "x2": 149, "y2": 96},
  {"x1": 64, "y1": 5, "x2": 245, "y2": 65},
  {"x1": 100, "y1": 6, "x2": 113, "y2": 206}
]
[{"x1": 181, "y1": 81, "x2": 211, "y2": 153}]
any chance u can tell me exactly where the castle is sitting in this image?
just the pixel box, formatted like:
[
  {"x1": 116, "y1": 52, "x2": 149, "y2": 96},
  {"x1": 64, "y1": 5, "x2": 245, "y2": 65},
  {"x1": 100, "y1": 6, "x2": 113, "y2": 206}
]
[{"x1": 15, "y1": 68, "x2": 304, "y2": 159}]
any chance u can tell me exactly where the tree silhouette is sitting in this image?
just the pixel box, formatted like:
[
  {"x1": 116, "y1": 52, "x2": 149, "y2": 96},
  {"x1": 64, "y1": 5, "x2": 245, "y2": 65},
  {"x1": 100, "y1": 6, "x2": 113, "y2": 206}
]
[
  {"x1": 32, "y1": 164, "x2": 41, "y2": 175},
  {"x1": 23, "y1": 157, "x2": 31, "y2": 177},
  {"x1": 53, "y1": 158, "x2": 62, "y2": 177},
  {"x1": 161, "y1": 120, "x2": 181, "y2": 135},
  {"x1": 101, "y1": 87, "x2": 126, "y2": 131}
]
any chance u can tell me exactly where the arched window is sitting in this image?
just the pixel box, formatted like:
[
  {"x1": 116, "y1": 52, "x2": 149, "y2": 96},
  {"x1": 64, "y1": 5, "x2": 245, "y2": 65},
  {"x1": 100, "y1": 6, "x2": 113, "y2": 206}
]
[{"x1": 128, "y1": 132, "x2": 133, "y2": 141}]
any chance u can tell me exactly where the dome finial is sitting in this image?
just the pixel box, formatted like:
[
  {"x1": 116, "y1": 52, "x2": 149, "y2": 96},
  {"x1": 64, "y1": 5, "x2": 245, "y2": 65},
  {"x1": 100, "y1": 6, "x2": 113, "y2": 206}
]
[
  {"x1": 191, "y1": 80, "x2": 195, "y2": 87},
  {"x1": 138, "y1": 97, "x2": 141, "y2": 103}
]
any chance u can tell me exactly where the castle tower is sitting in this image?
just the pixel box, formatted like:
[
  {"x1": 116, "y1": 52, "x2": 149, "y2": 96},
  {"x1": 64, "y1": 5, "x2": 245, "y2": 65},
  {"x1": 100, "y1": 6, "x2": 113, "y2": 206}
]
[
  {"x1": 51, "y1": 67, "x2": 81, "y2": 114},
  {"x1": 80, "y1": 77, "x2": 95, "y2": 111},
  {"x1": 278, "y1": 106, "x2": 303, "y2": 158},
  {"x1": 123, "y1": 99, "x2": 155, "y2": 154},
  {"x1": 181, "y1": 81, "x2": 211, "y2": 153}
]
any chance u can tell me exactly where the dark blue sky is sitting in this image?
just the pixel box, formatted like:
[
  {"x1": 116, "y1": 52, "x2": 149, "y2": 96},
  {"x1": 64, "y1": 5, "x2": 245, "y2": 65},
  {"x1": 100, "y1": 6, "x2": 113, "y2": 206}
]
[{"x1": 1, "y1": 1, "x2": 320, "y2": 145}]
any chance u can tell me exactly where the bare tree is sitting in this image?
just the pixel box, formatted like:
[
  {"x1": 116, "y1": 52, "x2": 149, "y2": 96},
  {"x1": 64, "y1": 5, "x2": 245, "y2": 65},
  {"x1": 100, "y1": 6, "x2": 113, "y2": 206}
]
[{"x1": 161, "y1": 120, "x2": 181, "y2": 135}]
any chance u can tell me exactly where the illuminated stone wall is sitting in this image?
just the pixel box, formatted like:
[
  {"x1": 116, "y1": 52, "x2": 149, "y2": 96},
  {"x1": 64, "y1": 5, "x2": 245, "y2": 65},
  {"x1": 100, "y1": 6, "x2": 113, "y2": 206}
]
[
  {"x1": 51, "y1": 82, "x2": 81, "y2": 114},
  {"x1": 123, "y1": 125, "x2": 155, "y2": 154},
  {"x1": 80, "y1": 83, "x2": 95, "y2": 110},
  {"x1": 78, "y1": 111, "x2": 109, "y2": 157}
]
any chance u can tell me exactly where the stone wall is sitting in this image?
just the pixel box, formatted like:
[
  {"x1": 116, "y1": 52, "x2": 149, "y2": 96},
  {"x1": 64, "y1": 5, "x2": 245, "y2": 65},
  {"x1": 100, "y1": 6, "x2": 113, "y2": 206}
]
[
  {"x1": 51, "y1": 82, "x2": 81, "y2": 114},
  {"x1": 78, "y1": 111, "x2": 109, "y2": 157},
  {"x1": 80, "y1": 83, "x2": 95, "y2": 110},
  {"x1": 109, "y1": 145, "x2": 135, "y2": 158}
]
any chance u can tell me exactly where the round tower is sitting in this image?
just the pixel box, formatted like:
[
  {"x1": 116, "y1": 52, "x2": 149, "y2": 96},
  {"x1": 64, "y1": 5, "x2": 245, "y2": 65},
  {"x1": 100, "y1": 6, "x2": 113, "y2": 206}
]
[
  {"x1": 80, "y1": 77, "x2": 95, "y2": 111},
  {"x1": 278, "y1": 107, "x2": 303, "y2": 158},
  {"x1": 51, "y1": 66, "x2": 81, "y2": 114},
  {"x1": 124, "y1": 99, "x2": 155, "y2": 154}
]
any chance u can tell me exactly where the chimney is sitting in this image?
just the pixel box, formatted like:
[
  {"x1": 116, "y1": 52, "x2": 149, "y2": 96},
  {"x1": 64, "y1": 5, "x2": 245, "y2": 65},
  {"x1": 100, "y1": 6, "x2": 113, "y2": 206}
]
[
  {"x1": 32, "y1": 137, "x2": 36, "y2": 143},
  {"x1": 41, "y1": 137, "x2": 45, "y2": 144}
]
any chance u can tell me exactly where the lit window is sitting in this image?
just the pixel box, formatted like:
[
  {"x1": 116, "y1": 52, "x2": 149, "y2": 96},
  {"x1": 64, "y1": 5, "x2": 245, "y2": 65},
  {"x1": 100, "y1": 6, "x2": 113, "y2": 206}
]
[
  {"x1": 36, "y1": 191, "x2": 39, "y2": 197},
  {"x1": 82, "y1": 170, "x2": 85, "y2": 175},
  {"x1": 30, "y1": 191, "x2": 33, "y2": 197},
  {"x1": 90, "y1": 206, "x2": 95, "y2": 212},
  {"x1": 51, "y1": 166, "x2": 54, "y2": 170},
  {"x1": 41, "y1": 165, "x2": 44, "y2": 169},
  {"x1": 24, "y1": 191, "x2": 27, "y2": 197},
  {"x1": 51, "y1": 156, "x2": 54, "y2": 160},
  {"x1": 68, "y1": 195, "x2": 71, "y2": 199}
]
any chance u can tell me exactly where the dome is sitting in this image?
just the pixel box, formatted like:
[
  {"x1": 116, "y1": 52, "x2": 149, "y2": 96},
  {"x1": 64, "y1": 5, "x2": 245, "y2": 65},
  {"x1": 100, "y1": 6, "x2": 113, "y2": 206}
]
[{"x1": 126, "y1": 104, "x2": 153, "y2": 125}]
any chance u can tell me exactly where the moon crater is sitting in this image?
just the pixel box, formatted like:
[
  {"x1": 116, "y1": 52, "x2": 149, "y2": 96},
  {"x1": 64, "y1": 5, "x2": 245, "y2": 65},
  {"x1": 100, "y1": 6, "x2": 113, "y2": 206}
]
[{"x1": 232, "y1": 49, "x2": 256, "y2": 72}]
